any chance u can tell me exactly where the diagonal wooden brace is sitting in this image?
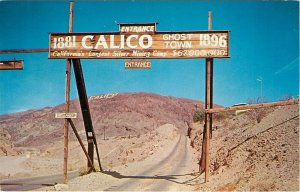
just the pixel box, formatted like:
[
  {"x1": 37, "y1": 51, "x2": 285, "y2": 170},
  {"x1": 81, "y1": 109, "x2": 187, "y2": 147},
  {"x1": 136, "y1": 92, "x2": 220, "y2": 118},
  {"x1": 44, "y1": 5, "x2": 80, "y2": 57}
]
[{"x1": 67, "y1": 118, "x2": 96, "y2": 172}]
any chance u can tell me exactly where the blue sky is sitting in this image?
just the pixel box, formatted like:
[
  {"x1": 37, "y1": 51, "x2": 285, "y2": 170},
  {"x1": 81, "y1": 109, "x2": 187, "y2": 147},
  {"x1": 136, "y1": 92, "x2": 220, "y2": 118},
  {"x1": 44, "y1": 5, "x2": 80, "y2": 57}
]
[{"x1": 0, "y1": 1, "x2": 299, "y2": 115}]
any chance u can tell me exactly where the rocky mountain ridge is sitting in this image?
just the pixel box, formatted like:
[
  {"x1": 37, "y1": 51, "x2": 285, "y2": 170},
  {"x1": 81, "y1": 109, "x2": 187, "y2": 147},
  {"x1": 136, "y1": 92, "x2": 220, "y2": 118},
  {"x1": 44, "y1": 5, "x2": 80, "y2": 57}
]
[{"x1": 0, "y1": 92, "x2": 202, "y2": 155}]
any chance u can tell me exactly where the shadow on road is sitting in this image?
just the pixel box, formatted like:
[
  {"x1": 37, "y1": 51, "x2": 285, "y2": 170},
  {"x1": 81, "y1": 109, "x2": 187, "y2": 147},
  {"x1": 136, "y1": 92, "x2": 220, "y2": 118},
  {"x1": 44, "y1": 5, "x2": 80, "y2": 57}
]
[
  {"x1": 0, "y1": 171, "x2": 79, "y2": 191},
  {"x1": 102, "y1": 170, "x2": 201, "y2": 186}
]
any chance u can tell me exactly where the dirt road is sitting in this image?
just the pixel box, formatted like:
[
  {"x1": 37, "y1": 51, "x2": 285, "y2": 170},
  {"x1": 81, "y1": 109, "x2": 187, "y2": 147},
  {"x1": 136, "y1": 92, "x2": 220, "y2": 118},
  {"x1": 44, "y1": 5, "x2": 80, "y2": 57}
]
[
  {"x1": 104, "y1": 135, "x2": 199, "y2": 191},
  {"x1": 43, "y1": 124, "x2": 201, "y2": 191}
]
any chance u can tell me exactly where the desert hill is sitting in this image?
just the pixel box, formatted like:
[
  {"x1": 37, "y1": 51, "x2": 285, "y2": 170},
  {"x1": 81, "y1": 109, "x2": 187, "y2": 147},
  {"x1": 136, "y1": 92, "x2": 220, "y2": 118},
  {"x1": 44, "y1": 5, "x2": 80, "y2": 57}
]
[
  {"x1": 0, "y1": 92, "x2": 202, "y2": 155},
  {"x1": 0, "y1": 93, "x2": 298, "y2": 191},
  {"x1": 190, "y1": 104, "x2": 299, "y2": 191}
]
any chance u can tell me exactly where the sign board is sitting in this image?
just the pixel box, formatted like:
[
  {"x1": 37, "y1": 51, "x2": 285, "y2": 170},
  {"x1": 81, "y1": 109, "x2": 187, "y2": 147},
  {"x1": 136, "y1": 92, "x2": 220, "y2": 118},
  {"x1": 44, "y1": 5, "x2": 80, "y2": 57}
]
[
  {"x1": 125, "y1": 60, "x2": 151, "y2": 69},
  {"x1": 0, "y1": 60, "x2": 23, "y2": 70},
  {"x1": 49, "y1": 23, "x2": 229, "y2": 59},
  {"x1": 55, "y1": 113, "x2": 77, "y2": 119}
]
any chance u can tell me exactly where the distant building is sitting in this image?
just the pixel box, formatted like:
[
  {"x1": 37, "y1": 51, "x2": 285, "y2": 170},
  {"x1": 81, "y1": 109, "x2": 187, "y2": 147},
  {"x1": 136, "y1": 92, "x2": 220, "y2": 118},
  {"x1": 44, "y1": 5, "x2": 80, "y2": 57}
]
[{"x1": 233, "y1": 103, "x2": 249, "y2": 115}]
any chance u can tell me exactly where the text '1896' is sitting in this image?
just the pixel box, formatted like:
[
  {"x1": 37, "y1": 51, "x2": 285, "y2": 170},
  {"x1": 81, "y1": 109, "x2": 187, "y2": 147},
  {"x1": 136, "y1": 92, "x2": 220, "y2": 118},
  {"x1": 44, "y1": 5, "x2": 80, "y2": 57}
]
[{"x1": 49, "y1": 23, "x2": 229, "y2": 59}]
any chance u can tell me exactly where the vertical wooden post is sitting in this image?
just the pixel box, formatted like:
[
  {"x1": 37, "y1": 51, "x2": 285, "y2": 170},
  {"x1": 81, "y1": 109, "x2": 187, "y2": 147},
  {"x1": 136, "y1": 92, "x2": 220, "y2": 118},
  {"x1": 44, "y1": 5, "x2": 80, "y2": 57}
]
[
  {"x1": 204, "y1": 11, "x2": 213, "y2": 183},
  {"x1": 63, "y1": 1, "x2": 74, "y2": 184},
  {"x1": 103, "y1": 126, "x2": 106, "y2": 140}
]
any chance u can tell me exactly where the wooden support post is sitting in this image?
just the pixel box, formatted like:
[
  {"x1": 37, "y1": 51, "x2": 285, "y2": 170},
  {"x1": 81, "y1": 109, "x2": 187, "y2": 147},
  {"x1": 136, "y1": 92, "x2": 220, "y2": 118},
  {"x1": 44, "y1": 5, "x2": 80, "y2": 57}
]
[
  {"x1": 67, "y1": 119, "x2": 96, "y2": 172},
  {"x1": 72, "y1": 59, "x2": 95, "y2": 172},
  {"x1": 63, "y1": 59, "x2": 71, "y2": 184},
  {"x1": 63, "y1": 1, "x2": 74, "y2": 184},
  {"x1": 87, "y1": 138, "x2": 94, "y2": 172},
  {"x1": 72, "y1": 59, "x2": 103, "y2": 172},
  {"x1": 204, "y1": 11, "x2": 213, "y2": 183}
]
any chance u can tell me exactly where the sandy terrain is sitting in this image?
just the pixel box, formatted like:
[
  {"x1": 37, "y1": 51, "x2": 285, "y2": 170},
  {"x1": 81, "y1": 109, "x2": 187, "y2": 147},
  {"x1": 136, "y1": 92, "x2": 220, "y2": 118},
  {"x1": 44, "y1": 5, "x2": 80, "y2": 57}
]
[
  {"x1": 191, "y1": 104, "x2": 299, "y2": 191},
  {"x1": 36, "y1": 124, "x2": 199, "y2": 191},
  {"x1": 0, "y1": 156, "x2": 30, "y2": 177},
  {"x1": 0, "y1": 93, "x2": 298, "y2": 191},
  {"x1": 1, "y1": 123, "x2": 200, "y2": 191}
]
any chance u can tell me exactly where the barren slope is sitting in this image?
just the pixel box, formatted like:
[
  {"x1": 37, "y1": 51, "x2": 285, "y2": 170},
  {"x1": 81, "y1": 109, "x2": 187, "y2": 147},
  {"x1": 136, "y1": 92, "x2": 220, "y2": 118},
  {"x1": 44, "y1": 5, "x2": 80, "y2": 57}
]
[
  {"x1": 0, "y1": 93, "x2": 298, "y2": 191},
  {"x1": 190, "y1": 104, "x2": 299, "y2": 191},
  {"x1": 0, "y1": 92, "x2": 201, "y2": 155},
  {"x1": 0, "y1": 92, "x2": 202, "y2": 182}
]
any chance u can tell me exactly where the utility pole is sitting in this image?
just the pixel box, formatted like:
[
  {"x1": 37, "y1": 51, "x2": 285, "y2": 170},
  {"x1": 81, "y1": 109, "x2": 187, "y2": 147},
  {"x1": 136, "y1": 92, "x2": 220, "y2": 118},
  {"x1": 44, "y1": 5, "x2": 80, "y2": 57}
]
[
  {"x1": 195, "y1": 104, "x2": 198, "y2": 111},
  {"x1": 103, "y1": 126, "x2": 106, "y2": 140}
]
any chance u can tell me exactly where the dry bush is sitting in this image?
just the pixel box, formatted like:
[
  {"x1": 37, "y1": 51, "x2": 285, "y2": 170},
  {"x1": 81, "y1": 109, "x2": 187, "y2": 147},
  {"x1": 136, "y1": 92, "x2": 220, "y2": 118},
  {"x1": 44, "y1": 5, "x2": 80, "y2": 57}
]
[
  {"x1": 246, "y1": 97, "x2": 269, "y2": 123},
  {"x1": 279, "y1": 95, "x2": 295, "y2": 101},
  {"x1": 213, "y1": 111, "x2": 235, "y2": 121},
  {"x1": 193, "y1": 109, "x2": 206, "y2": 123},
  {"x1": 246, "y1": 108, "x2": 267, "y2": 123}
]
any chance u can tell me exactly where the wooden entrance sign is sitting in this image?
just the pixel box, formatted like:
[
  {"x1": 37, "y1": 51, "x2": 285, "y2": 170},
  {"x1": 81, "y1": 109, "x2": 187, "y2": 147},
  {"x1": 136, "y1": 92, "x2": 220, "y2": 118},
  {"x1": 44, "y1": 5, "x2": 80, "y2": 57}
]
[
  {"x1": 0, "y1": 60, "x2": 23, "y2": 70},
  {"x1": 49, "y1": 23, "x2": 229, "y2": 59}
]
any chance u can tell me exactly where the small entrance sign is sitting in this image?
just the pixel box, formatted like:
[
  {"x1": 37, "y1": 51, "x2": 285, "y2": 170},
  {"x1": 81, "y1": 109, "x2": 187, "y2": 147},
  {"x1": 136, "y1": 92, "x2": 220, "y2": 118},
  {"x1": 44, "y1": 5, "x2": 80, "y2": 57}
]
[
  {"x1": 0, "y1": 60, "x2": 23, "y2": 70},
  {"x1": 125, "y1": 60, "x2": 151, "y2": 69},
  {"x1": 55, "y1": 113, "x2": 77, "y2": 119}
]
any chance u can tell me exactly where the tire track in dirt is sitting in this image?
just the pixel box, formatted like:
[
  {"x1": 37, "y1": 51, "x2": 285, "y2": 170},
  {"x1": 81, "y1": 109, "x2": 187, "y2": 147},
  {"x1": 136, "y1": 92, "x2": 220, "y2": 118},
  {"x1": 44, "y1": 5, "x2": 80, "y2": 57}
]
[
  {"x1": 105, "y1": 133, "x2": 196, "y2": 191},
  {"x1": 104, "y1": 134, "x2": 182, "y2": 191},
  {"x1": 149, "y1": 135, "x2": 190, "y2": 191}
]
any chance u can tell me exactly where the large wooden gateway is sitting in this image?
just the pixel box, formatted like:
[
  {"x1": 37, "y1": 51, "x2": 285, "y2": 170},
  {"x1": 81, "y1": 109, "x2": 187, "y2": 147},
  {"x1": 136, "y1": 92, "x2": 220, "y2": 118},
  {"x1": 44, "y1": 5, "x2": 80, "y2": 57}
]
[
  {"x1": 0, "y1": 2, "x2": 230, "y2": 184},
  {"x1": 46, "y1": 3, "x2": 230, "y2": 184},
  {"x1": 1, "y1": 2, "x2": 299, "y2": 187}
]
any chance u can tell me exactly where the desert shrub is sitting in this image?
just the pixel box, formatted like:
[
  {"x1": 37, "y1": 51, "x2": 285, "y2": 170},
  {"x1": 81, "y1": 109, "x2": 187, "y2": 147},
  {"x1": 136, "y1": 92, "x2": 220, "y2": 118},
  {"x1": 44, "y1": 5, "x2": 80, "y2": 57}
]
[
  {"x1": 247, "y1": 97, "x2": 268, "y2": 105},
  {"x1": 246, "y1": 108, "x2": 267, "y2": 123},
  {"x1": 279, "y1": 95, "x2": 295, "y2": 101},
  {"x1": 193, "y1": 109, "x2": 205, "y2": 123},
  {"x1": 213, "y1": 111, "x2": 235, "y2": 121},
  {"x1": 246, "y1": 97, "x2": 269, "y2": 123}
]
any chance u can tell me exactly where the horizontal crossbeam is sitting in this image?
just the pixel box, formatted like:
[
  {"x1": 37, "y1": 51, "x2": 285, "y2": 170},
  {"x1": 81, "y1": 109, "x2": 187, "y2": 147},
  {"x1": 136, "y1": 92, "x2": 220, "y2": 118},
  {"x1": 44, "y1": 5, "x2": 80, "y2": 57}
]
[
  {"x1": 206, "y1": 99, "x2": 299, "y2": 114},
  {"x1": 0, "y1": 48, "x2": 48, "y2": 54}
]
